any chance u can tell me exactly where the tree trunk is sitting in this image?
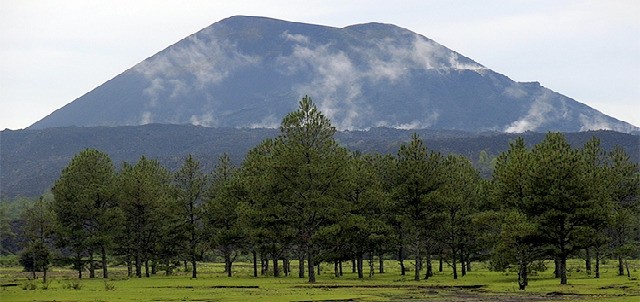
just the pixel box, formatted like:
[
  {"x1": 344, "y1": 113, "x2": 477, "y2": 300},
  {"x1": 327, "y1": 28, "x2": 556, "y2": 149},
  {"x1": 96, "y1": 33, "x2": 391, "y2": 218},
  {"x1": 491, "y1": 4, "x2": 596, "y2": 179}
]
[
  {"x1": 334, "y1": 261, "x2": 339, "y2": 277},
  {"x1": 317, "y1": 263, "x2": 321, "y2": 275},
  {"x1": 452, "y1": 248, "x2": 458, "y2": 280},
  {"x1": 379, "y1": 252, "x2": 384, "y2": 273},
  {"x1": 252, "y1": 250, "x2": 258, "y2": 277},
  {"x1": 466, "y1": 257, "x2": 472, "y2": 272},
  {"x1": 618, "y1": 256, "x2": 624, "y2": 276},
  {"x1": 460, "y1": 252, "x2": 466, "y2": 277},
  {"x1": 560, "y1": 254, "x2": 567, "y2": 285},
  {"x1": 101, "y1": 245, "x2": 108, "y2": 279},
  {"x1": 625, "y1": 259, "x2": 631, "y2": 278},
  {"x1": 226, "y1": 253, "x2": 233, "y2": 277},
  {"x1": 399, "y1": 247, "x2": 406, "y2": 276},
  {"x1": 298, "y1": 254, "x2": 305, "y2": 278},
  {"x1": 307, "y1": 251, "x2": 316, "y2": 283},
  {"x1": 518, "y1": 258, "x2": 527, "y2": 290},
  {"x1": 585, "y1": 248, "x2": 591, "y2": 275},
  {"x1": 151, "y1": 260, "x2": 157, "y2": 275},
  {"x1": 283, "y1": 258, "x2": 289, "y2": 276},
  {"x1": 273, "y1": 256, "x2": 280, "y2": 277},
  {"x1": 425, "y1": 253, "x2": 433, "y2": 279},
  {"x1": 43, "y1": 265, "x2": 48, "y2": 284},
  {"x1": 595, "y1": 249, "x2": 601, "y2": 278},
  {"x1": 369, "y1": 251, "x2": 375, "y2": 277},
  {"x1": 190, "y1": 211, "x2": 197, "y2": 279},
  {"x1": 184, "y1": 260, "x2": 188, "y2": 272},
  {"x1": 439, "y1": 254, "x2": 443, "y2": 272},
  {"x1": 554, "y1": 257, "x2": 560, "y2": 278},
  {"x1": 145, "y1": 259, "x2": 150, "y2": 278},
  {"x1": 339, "y1": 261, "x2": 343, "y2": 276},
  {"x1": 88, "y1": 252, "x2": 95, "y2": 278},
  {"x1": 135, "y1": 251, "x2": 142, "y2": 278},
  {"x1": 357, "y1": 254, "x2": 364, "y2": 279},
  {"x1": 260, "y1": 257, "x2": 266, "y2": 276},
  {"x1": 31, "y1": 251, "x2": 36, "y2": 279},
  {"x1": 191, "y1": 253, "x2": 197, "y2": 279},
  {"x1": 77, "y1": 252, "x2": 83, "y2": 279},
  {"x1": 414, "y1": 246, "x2": 421, "y2": 281},
  {"x1": 126, "y1": 255, "x2": 132, "y2": 278},
  {"x1": 352, "y1": 258, "x2": 356, "y2": 273},
  {"x1": 263, "y1": 257, "x2": 269, "y2": 275}
]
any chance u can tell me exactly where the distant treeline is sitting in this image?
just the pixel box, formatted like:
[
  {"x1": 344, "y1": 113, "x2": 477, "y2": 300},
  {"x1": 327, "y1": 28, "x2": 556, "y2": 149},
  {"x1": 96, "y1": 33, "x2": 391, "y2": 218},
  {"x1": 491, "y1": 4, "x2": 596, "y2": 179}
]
[
  {"x1": 1, "y1": 122, "x2": 638, "y2": 200},
  {"x1": 2, "y1": 97, "x2": 638, "y2": 290}
]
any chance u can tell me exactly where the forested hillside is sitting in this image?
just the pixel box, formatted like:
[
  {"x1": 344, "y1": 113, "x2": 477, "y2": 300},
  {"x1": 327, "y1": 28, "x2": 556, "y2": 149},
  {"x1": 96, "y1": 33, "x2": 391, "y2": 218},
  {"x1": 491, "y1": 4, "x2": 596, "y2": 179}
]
[{"x1": 1, "y1": 125, "x2": 638, "y2": 199}]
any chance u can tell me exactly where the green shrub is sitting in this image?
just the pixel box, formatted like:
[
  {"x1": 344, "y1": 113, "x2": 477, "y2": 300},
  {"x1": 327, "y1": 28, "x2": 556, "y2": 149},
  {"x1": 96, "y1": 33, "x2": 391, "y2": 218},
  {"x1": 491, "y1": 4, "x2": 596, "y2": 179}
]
[
  {"x1": 63, "y1": 280, "x2": 82, "y2": 290},
  {"x1": 104, "y1": 280, "x2": 115, "y2": 291},
  {"x1": 21, "y1": 280, "x2": 37, "y2": 290},
  {"x1": 41, "y1": 279, "x2": 52, "y2": 290}
]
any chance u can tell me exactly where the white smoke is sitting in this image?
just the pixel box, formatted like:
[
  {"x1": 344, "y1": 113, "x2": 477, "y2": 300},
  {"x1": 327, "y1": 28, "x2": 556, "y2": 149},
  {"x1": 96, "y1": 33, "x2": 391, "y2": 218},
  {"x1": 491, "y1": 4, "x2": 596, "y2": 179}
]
[
  {"x1": 281, "y1": 31, "x2": 310, "y2": 44},
  {"x1": 276, "y1": 32, "x2": 483, "y2": 130},
  {"x1": 189, "y1": 112, "x2": 216, "y2": 127},
  {"x1": 503, "y1": 85, "x2": 528, "y2": 99},
  {"x1": 135, "y1": 35, "x2": 260, "y2": 88},
  {"x1": 579, "y1": 114, "x2": 612, "y2": 131},
  {"x1": 367, "y1": 35, "x2": 485, "y2": 74},
  {"x1": 248, "y1": 114, "x2": 280, "y2": 128},
  {"x1": 281, "y1": 42, "x2": 365, "y2": 130},
  {"x1": 505, "y1": 91, "x2": 556, "y2": 133},
  {"x1": 141, "y1": 111, "x2": 153, "y2": 125},
  {"x1": 142, "y1": 78, "x2": 165, "y2": 107},
  {"x1": 133, "y1": 34, "x2": 261, "y2": 126},
  {"x1": 132, "y1": 29, "x2": 487, "y2": 129},
  {"x1": 375, "y1": 111, "x2": 440, "y2": 130}
]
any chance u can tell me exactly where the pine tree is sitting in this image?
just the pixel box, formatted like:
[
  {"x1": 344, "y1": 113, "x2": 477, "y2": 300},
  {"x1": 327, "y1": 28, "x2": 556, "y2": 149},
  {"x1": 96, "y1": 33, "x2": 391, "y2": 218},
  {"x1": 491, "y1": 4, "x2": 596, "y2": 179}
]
[
  {"x1": 117, "y1": 156, "x2": 173, "y2": 278},
  {"x1": 272, "y1": 96, "x2": 350, "y2": 283},
  {"x1": 394, "y1": 133, "x2": 442, "y2": 281},
  {"x1": 173, "y1": 155, "x2": 208, "y2": 278},
  {"x1": 526, "y1": 133, "x2": 609, "y2": 285},
  {"x1": 20, "y1": 196, "x2": 56, "y2": 283},
  {"x1": 51, "y1": 149, "x2": 117, "y2": 278}
]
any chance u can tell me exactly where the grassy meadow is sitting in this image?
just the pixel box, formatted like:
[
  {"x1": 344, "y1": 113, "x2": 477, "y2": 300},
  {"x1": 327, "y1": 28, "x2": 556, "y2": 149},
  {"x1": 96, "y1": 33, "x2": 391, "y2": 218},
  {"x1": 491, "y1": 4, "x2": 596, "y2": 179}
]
[{"x1": 1, "y1": 258, "x2": 638, "y2": 301}]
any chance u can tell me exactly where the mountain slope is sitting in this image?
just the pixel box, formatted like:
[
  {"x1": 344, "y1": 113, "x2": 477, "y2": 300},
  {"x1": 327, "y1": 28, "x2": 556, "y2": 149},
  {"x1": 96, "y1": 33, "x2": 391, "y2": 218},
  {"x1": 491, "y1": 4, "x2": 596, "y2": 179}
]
[{"x1": 30, "y1": 16, "x2": 638, "y2": 133}]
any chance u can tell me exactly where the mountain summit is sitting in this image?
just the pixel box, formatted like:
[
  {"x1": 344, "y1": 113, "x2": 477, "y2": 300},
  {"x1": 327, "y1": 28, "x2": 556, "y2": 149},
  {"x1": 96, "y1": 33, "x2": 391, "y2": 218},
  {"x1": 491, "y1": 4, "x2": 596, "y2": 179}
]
[{"x1": 30, "y1": 16, "x2": 638, "y2": 133}]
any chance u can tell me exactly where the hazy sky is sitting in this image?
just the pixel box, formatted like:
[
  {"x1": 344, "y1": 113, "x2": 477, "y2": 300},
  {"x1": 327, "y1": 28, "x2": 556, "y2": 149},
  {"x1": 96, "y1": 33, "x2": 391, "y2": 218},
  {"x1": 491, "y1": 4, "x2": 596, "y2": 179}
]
[{"x1": 1, "y1": 0, "x2": 639, "y2": 130}]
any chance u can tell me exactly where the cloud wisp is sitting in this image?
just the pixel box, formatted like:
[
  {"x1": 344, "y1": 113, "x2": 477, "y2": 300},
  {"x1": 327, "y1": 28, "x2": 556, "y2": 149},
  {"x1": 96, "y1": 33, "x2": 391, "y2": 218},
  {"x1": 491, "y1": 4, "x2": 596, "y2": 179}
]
[
  {"x1": 132, "y1": 34, "x2": 261, "y2": 125},
  {"x1": 277, "y1": 31, "x2": 486, "y2": 130}
]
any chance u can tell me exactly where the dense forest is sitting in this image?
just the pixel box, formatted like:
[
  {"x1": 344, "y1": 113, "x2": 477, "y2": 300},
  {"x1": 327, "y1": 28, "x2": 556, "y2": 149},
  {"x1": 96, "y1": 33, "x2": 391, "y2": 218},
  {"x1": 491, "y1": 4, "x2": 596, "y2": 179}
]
[{"x1": 1, "y1": 97, "x2": 638, "y2": 290}]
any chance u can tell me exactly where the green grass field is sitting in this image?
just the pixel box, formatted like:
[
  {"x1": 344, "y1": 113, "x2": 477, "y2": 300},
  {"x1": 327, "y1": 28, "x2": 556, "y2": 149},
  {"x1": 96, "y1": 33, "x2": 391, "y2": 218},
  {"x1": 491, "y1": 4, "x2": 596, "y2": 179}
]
[{"x1": 1, "y1": 259, "x2": 638, "y2": 301}]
